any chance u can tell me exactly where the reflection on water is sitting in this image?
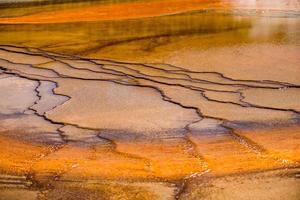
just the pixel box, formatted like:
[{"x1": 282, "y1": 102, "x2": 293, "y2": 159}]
[
  {"x1": 229, "y1": 0, "x2": 300, "y2": 10},
  {"x1": 0, "y1": 9, "x2": 299, "y2": 61}
]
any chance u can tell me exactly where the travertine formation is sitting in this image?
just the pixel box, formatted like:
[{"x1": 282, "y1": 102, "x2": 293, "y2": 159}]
[
  {"x1": 0, "y1": 45, "x2": 299, "y2": 199},
  {"x1": 0, "y1": 0, "x2": 300, "y2": 199}
]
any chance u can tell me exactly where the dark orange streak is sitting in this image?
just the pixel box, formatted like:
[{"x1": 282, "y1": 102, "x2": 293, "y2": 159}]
[{"x1": 0, "y1": 0, "x2": 228, "y2": 24}]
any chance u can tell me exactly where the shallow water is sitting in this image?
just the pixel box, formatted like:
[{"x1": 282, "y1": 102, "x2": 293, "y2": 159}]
[{"x1": 0, "y1": 0, "x2": 300, "y2": 199}]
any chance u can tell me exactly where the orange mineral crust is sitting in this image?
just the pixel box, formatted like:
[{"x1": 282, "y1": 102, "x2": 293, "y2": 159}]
[
  {"x1": 0, "y1": 0, "x2": 227, "y2": 24},
  {"x1": 0, "y1": 0, "x2": 299, "y2": 24},
  {"x1": 1, "y1": 125, "x2": 299, "y2": 180},
  {"x1": 0, "y1": 1, "x2": 300, "y2": 198},
  {"x1": 0, "y1": 128, "x2": 205, "y2": 181},
  {"x1": 0, "y1": 135, "x2": 50, "y2": 175},
  {"x1": 236, "y1": 125, "x2": 300, "y2": 164}
]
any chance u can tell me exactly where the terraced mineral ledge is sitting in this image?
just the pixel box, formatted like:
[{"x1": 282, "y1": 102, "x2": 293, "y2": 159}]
[{"x1": 0, "y1": 0, "x2": 300, "y2": 200}]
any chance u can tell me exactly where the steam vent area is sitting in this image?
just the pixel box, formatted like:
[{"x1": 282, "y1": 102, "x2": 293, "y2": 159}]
[{"x1": 0, "y1": 0, "x2": 300, "y2": 199}]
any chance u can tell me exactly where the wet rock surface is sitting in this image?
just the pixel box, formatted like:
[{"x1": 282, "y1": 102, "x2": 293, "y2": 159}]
[
  {"x1": 0, "y1": 0, "x2": 299, "y2": 199},
  {"x1": 0, "y1": 44, "x2": 299, "y2": 199}
]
